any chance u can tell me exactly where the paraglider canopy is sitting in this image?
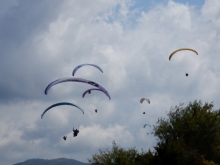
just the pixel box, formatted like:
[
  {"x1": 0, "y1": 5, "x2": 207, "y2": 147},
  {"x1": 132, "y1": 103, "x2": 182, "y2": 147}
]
[
  {"x1": 41, "y1": 102, "x2": 84, "y2": 119},
  {"x1": 143, "y1": 124, "x2": 151, "y2": 128},
  {"x1": 72, "y1": 64, "x2": 103, "y2": 76},
  {"x1": 44, "y1": 77, "x2": 110, "y2": 101},
  {"x1": 82, "y1": 88, "x2": 111, "y2": 100},
  {"x1": 140, "y1": 98, "x2": 150, "y2": 104},
  {"x1": 169, "y1": 48, "x2": 198, "y2": 61}
]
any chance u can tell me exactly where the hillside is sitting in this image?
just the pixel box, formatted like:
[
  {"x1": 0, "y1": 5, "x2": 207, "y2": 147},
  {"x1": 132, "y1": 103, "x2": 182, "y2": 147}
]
[{"x1": 13, "y1": 158, "x2": 90, "y2": 165}]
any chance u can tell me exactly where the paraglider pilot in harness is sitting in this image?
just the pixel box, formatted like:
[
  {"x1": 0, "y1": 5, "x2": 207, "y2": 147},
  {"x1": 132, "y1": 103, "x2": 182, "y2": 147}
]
[
  {"x1": 186, "y1": 73, "x2": 188, "y2": 77},
  {"x1": 73, "y1": 127, "x2": 79, "y2": 137},
  {"x1": 63, "y1": 135, "x2": 67, "y2": 140}
]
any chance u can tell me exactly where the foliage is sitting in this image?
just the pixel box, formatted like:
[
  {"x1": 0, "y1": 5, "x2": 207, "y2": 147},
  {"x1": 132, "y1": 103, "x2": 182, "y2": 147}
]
[
  {"x1": 153, "y1": 100, "x2": 220, "y2": 165},
  {"x1": 134, "y1": 148, "x2": 155, "y2": 165},
  {"x1": 88, "y1": 140, "x2": 139, "y2": 165}
]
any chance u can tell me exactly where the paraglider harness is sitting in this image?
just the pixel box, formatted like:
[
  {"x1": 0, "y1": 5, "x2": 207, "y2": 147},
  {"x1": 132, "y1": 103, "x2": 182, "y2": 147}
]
[
  {"x1": 73, "y1": 127, "x2": 79, "y2": 137},
  {"x1": 63, "y1": 135, "x2": 67, "y2": 140}
]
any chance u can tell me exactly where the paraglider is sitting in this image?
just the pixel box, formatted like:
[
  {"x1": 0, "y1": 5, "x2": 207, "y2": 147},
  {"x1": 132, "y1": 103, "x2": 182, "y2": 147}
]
[
  {"x1": 140, "y1": 99, "x2": 149, "y2": 114},
  {"x1": 140, "y1": 98, "x2": 150, "y2": 104},
  {"x1": 72, "y1": 64, "x2": 103, "y2": 76},
  {"x1": 63, "y1": 135, "x2": 67, "y2": 141},
  {"x1": 41, "y1": 102, "x2": 84, "y2": 119},
  {"x1": 73, "y1": 127, "x2": 79, "y2": 137},
  {"x1": 95, "y1": 109, "x2": 97, "y2": 113},
  {"x1": 143, "y1": 124, "x2": 151, "y2": 128},
  {"x1": 44, "y1": 77, "x2": 110, "y2": 99},
  {"x1": 169, "y1": 48, "x2": 198, "y2": 76},
  {"x1": 169, "y1": 48, "x2": 198, "y2": 61},
  {"x1": 82, "y1": 88, "x2": 111, "y2": 100}
]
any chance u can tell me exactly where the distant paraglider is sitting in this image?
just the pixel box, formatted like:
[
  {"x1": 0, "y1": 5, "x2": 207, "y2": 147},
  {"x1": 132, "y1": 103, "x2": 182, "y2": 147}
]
[
  {"x1": 169, "y1": 48, "x2": 198, "y2": 61},
  {"x1": 140, "y1": 98, "x2": 150, "y2": 114},
  {"x1": 95, "y1": 109, "x2": 97, "y2": 113},
  {"x1": 169, "y1": 48, "x2": 198, "y2": 77},
  {"x1": 82, "y1": 88, "x2": 111, "y2": 100},
  {"x1": 144, "y1": 124, "x2": 152, "y2": 135},
  {"x1": 41, "y1": 102, "x2": 84, "y2": 119},
  {"x1": 72, "y1": 64, "x2": 103, "y2": 76}
]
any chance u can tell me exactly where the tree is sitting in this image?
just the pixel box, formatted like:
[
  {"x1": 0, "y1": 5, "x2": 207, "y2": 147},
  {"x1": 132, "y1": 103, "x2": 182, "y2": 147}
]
[
  {"x1": 88, "y1": 140, "x2": 139, "y2": 165},
  {"x1": 153, "y1": 100, "x2": 220, "y2": 165},
  {"x1": 135, "y1": 148, "x2": 155, "y2": 165}
]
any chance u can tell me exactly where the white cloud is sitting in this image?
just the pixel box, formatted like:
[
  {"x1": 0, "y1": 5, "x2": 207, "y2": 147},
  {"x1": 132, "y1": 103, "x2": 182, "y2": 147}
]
[
  {"x1": 202, "y1": 0, "x2": 220, "y2": 27},
  {"x1": 1, "y1": 0, "x2": 220, "y2": 164}
]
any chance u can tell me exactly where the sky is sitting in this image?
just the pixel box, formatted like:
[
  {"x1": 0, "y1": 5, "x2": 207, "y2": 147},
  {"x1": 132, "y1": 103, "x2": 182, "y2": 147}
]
[{"x1": 0, "y1": 0, "x2": 220, "y2": 164}]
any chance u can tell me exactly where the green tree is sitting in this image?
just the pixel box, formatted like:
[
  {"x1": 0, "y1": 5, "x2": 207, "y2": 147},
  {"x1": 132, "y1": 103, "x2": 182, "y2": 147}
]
[
  {"x1": 135, "y1": 148, "x2": 155, "y2": 165},
  {"x1": 88, "y1": 140, "x2": 139, "y2": 165},
  {"x1": 153, "y1": 100, "x2": 220, "y2": 165}
]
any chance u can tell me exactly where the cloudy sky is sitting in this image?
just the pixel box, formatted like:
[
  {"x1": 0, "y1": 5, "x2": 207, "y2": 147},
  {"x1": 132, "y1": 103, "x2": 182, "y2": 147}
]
[{"x1": 1, "y1": 0, "x2": 220, "y2": 164}]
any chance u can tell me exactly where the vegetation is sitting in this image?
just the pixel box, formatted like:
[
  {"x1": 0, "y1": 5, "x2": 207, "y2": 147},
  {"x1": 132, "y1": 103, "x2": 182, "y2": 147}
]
[
  {"x1": 88, "y1": 140, "x2": 139, "y2": 165},
  {"x1": 88, "y1": 100, "x2": 220, "y2": 165}
]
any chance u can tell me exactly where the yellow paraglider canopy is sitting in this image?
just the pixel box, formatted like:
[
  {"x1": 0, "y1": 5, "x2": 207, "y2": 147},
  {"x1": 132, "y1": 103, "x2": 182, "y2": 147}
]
[{"x1": 169, "y1": 48, "x2": 198, "y2": 61}]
